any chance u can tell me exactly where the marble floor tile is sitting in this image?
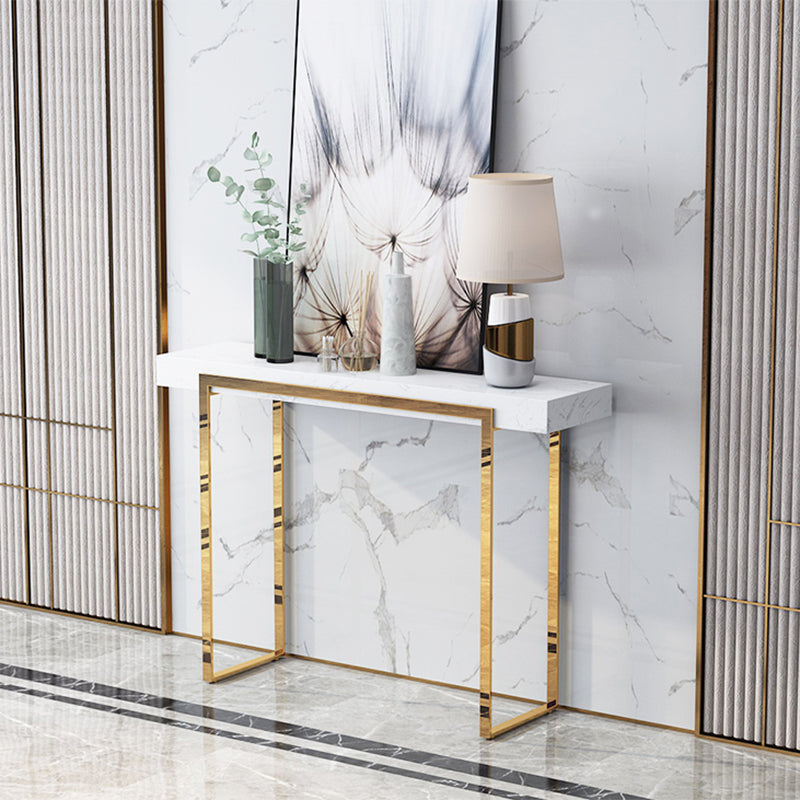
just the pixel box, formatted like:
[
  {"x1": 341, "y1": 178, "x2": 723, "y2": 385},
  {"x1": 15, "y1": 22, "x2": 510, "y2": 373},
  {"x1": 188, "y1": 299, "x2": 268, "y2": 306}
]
[{"x1": 1, "y1": 605, "x2": 799, "y2": 800}]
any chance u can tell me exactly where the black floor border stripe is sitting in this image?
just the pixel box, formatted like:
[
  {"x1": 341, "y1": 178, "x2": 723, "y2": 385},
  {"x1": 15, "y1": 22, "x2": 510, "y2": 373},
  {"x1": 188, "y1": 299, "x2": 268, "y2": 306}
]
[
  {"x1": 0, "y1": 681, "x2": 550, "y2": 800},
  {"x1": 0, "y1": 662, "x2": 644, "y2": 800}
]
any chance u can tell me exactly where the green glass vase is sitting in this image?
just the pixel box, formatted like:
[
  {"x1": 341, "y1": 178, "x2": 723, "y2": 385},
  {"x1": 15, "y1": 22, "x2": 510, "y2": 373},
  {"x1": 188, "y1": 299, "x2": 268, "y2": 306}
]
[{"x1": 253, "y1": 258, "x2": 293, "y2": 363}]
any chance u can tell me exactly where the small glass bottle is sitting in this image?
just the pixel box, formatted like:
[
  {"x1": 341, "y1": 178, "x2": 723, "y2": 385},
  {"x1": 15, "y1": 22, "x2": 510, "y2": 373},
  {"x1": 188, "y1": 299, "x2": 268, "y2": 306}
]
[{"x1": 317, "y1": 335, "x2": 339, "y2": 372}]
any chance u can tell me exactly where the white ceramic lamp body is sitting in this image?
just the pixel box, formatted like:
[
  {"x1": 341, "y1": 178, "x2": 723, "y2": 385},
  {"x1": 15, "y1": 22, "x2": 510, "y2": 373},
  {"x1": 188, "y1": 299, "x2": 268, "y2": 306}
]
[{"x1": 483, "y1": 293, "x2": 535, "y2": 388}]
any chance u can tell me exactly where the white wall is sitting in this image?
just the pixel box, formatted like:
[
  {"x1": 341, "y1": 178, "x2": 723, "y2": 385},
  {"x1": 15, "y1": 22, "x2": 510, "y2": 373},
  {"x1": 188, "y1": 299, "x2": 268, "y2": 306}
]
[{"x1": 164, "y1": 0, "x2": 708, "y2": 729}]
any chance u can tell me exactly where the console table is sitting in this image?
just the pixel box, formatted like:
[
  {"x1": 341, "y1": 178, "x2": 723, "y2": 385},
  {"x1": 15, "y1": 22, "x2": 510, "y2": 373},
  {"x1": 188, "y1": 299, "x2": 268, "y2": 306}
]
[{"x1": 157, "y1": 341, "x2": 612, "y2": 738}]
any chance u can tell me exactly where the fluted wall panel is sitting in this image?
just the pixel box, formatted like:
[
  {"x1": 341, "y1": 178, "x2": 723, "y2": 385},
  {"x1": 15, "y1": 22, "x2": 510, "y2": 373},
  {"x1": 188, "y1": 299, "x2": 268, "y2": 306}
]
[
  {"x1": 703, "y1": 599, "x2": 764, "y2": 742},
  {"x1": 50, "y1": 425, "x2": 113, "y2": 500},
  {"x1": 766, "y1": 608, "x2": 800, "y2": 750},
  {"x1": 118, "y1": 507, "x2": 159, "y2": 627},
  {"x1": 703, "y1": 0, "x2": 800, "y2": 752},
  {"x1": 0, "y1": 418, "x2": 24, "y2": 486},
  {"x1": 0, "y1": 488, "x2": 27, "y2": 603},
  {"x1": 51, "y1": 495, "x2": 115, "y2": 619},
  {"x1": 772, "y1": 0, "x2": 800, "y2": 526},
  {"x1": 28, "y1": 490, "x2": 50, "y2": 608},
  {"x1": 0, "y1": 1, "x2": 23, "y2": 418},
  {"x1": 24, "y1": 420, "x2": 47, "y2": 490},
  {"x1": 770, "y1": 525, "x2": 800, "y2": 610},
  {"x1": 109, "y1": 0, "x2": 158, "y2": 509},
  {"x1": 16, "y1": 1, "x2": 47, "y2": 420},
  {"x1": 705, "y1": 0, "x2": 778, "y2": 607},
  {"x1": 40, "y1": 0, "x2": 112, "y2": 429},
  {"x1": 0, "y1": 0, "x2": 161, "y2": 629}
]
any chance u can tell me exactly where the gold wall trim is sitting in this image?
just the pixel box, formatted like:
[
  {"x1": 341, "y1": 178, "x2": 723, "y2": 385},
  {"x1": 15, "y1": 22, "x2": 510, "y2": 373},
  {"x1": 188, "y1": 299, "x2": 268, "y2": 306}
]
[
  {"x1": 34, "y1": 0, "x2": 55, "y2": 613},
  {"x1": 153, "y1": 0, "x2": 171, "y2": 634},
  {"x1": 0, "y1": 483, "x2": 158, "y2": 512},
  {"x1": 102, "y1": 0, "x2": 121, "y2": 624},
  {"x1": 704, "y1": 593, "x2": 800, "y2": 615},
  {"x1": 696, "y1": 0, "x2": 717, "y2": 737},
  {"x1": 0, "y1": 412, "x2": 112, "y2": 432},
  {"x1": 761, "y1": 0, "x2": 785, "y2": 748},
  {"x1": 770, "y1": 518, "x2": 800, "y2": 528}
]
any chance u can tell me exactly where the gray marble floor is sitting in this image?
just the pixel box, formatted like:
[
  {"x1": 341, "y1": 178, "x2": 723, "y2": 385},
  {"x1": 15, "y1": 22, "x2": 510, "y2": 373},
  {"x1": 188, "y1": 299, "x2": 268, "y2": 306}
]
[{"x1": 0, "y1": 606, "x2": 798, "y2": 799}]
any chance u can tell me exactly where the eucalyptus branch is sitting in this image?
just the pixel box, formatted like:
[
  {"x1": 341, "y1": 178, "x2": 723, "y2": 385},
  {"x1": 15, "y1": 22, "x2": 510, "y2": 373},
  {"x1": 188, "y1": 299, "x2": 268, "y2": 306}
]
[{"x1": 207, "y1": 131, "x2": 309, "y2": 263}]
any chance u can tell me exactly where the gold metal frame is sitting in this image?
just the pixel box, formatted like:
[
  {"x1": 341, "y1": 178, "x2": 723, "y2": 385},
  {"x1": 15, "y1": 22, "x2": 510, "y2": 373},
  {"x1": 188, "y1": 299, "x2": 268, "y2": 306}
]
[{"x1": 198, "y1": 373, "x2": 563, "y2": 738}]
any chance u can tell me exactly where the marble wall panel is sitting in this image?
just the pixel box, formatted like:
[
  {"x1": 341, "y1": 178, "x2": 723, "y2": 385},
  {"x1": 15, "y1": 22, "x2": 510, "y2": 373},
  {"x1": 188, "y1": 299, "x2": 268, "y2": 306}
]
[
  {"x1": 165, "y1": 0, "x2": 708, "y2": 728},
  {"x1": 492, "y1": 0, "x2": 707, "y2": 728}
]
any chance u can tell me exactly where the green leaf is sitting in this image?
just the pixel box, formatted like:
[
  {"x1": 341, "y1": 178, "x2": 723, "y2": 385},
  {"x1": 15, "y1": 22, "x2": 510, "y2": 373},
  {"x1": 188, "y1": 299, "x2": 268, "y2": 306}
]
[
  {"x1": 243, "y1": 249, "x2": 261, "y2": 257},
  {"x1": 235, "y1": 185, "x2": 244, "y2": 201},
  {"x1": 221, "y1": 175, "x2": 234, "y2": 188},
  {"x1": 225, "y1": 182, "x2": 239, "y2": 197},
  {"x1": 263, "y1": 229, "x2": 280, "y2": 239},
  {"x1": 207, "y1": 166, "x2": 221, "y2": 182},
  {"x1": 244, "y1": 147, "x2": 259, "y2": 160},
  {"x1": 241, "y1": 232, "x2": 259, "y2": 242},
  {"x1": 254, "y1": 177, "x2": 275, "y2": 192},
  {"x1": 251, "y1": 131, "x2": 259, "y2": 148},
  {"x1": 288, "y1": 242, "x2": 305, "y2": 251},
  {"x1": 263, "y1": 153, "x2": 273, "y2": 167}
]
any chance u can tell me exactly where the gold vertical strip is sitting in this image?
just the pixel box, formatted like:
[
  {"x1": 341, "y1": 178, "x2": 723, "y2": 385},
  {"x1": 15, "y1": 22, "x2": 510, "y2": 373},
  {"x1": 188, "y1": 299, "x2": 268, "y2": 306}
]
[
  {"x1": 10, "y1": 0, "x2": 32, "y2": 605},
  {"x1": 152, "y1": 0, "x2": 171, "y2": 632},
  {"x1": 102, "y1": 0, "x2": 121, "y2": 623},
  {"x1": 762, "y1": 0, "x2": 785, "y2": 747},
  {"x1": 35, "y1": 0, "x2": 54, "y2": 610},
  {"x1": 199, "y1": 378, "x2": 213, "y2": 680},
  {"x1": 272, "y1": 400, "x2": 286, "y2": 656},
  {"x1": 479, "y1": 412, "x2": 494, "y2": 738},
  {"x1": 547, "y1": 431, "x2": 561, "y2": 709},
  {"x1": 697, "y1": 0, "x2": 719, "y2": 736}
]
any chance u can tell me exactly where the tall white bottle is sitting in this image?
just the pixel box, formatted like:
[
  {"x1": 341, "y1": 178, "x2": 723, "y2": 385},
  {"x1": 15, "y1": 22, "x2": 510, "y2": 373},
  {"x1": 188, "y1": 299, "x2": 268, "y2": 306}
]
[{"x1": 380, "y1": 251, "x2": 416, "y2": 376}]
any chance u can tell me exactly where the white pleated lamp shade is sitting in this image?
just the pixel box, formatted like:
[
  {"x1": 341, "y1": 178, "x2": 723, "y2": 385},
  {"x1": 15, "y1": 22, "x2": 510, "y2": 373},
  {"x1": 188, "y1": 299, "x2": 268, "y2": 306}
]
[{"x1": 456, "y1": 173, "x2": 564, "y2": 284}]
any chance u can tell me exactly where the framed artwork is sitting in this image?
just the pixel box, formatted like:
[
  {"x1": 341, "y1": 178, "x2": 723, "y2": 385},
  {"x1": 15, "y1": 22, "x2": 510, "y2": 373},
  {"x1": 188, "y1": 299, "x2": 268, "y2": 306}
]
[{"x1": 289, "y1": 0, "x2": 501, "y2": 373}]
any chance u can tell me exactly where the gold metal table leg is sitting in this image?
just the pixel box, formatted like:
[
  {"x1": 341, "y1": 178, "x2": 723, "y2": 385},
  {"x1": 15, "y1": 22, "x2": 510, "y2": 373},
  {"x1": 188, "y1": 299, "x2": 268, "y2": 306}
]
[
  {"x1": 481, "y1": 428, "x2": 562, "y2": 739},
  {"x1": 199, "y1": 378, "x2": 285, "y2": 683},
  {"x1": 479, "y1": 414, "x2": 494, "y2": 738},
  {"x1": 272, "y1": 400, "x2": 286, "y2": 657}
]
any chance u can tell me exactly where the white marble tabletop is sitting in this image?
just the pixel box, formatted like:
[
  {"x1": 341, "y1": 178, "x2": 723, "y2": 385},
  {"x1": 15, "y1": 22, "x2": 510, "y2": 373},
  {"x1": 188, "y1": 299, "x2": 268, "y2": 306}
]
[{"x1": 156, "y1": 341, "x2": 611, "y2": 434}]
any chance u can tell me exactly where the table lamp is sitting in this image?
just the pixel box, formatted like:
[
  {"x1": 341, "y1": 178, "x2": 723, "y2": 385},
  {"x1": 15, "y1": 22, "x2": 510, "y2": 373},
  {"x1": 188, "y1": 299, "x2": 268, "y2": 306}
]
[{"x1": 456, "y1": 173, "x2": 564, "y2": 388}]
